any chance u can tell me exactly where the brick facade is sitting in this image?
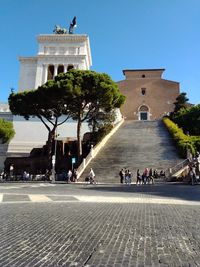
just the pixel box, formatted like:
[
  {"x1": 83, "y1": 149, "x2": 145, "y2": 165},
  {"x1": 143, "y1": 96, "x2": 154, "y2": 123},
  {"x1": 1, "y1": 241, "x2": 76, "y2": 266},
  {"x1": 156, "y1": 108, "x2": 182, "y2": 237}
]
[{"x1": 117, "y1": 69, "x2": 180, "y2": 120}]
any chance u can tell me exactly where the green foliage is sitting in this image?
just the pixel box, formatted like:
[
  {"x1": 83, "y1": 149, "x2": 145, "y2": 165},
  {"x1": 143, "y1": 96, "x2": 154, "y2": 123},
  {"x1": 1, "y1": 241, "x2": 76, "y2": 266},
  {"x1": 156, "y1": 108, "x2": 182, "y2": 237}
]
[
  {"x1": 8, "y1": 69, "x2": 126, "y2": 163},
  {"x1": 0, "y1": 119, "x2": 15, "y2": 144},
  {"x1": 163, "y1": 117, "x2": 200, "y2": 158},
  {"x1": 91, "y1": 123, "x2": 114, "y2": 144},
  {"x1": 172, "y1": 104, "x2": 200, "y2": 135},
  {"x1": 173, "y1": 92, "x2": 189, "y2": 114},
  {"x1": 55, "y1": 69, "x2": 125, "y2": 158}
]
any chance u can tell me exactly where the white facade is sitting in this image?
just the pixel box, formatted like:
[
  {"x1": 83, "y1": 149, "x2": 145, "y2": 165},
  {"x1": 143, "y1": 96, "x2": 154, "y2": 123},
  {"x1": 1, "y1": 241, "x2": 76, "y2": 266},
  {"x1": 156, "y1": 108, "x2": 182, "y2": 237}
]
[{"x1": 19, "y1": 34, "x2": 92, "y2": 91}]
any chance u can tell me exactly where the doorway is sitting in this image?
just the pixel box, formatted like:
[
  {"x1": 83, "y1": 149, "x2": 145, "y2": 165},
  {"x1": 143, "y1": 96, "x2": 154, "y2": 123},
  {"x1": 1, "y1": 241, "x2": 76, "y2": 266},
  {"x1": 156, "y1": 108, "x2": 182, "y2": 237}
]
[{"x1": 138, "y1": 105, "x2": 149, "y2": 121}]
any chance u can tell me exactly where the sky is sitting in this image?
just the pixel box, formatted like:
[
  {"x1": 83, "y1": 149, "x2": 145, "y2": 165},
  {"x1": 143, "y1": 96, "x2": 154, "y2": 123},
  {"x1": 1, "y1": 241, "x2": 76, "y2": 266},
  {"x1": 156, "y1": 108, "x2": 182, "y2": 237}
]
[{"x1": 1, "y1": 0, "x2": 200, "y2": 104}]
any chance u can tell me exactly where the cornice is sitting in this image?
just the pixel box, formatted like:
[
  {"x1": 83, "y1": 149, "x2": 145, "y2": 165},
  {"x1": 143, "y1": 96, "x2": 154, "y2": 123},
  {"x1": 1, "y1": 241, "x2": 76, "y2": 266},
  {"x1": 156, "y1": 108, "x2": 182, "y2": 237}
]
[
  {"x1": 19, "y1": 57, "x2": 37, "y2": 62},
  {"x1": 37, "y1": 54, "x2": 86, "y2": 59},
  {"x1": 37, "y1": 34, "x2": 88, "y2": 43}
]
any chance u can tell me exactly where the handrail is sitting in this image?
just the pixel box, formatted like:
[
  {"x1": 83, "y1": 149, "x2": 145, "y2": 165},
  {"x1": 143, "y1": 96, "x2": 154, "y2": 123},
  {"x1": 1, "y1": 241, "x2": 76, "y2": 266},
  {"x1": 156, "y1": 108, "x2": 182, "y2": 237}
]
[{"x1": 165, "y1": 158, "x2": 189, "y2": 178}]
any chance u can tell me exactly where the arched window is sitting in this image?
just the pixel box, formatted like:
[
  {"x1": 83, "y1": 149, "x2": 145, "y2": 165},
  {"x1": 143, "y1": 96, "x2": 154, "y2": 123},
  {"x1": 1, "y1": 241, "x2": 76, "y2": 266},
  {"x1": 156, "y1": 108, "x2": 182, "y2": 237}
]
[
  {"x1": 58, "y1": 65, "x2": 64, "y2": 74},
  {"x1": 139, "y1": 105, "x2": 149, "y2": 112},
  {"x1": 47, "y1": 65, "x2": 54, "y2": 80}
]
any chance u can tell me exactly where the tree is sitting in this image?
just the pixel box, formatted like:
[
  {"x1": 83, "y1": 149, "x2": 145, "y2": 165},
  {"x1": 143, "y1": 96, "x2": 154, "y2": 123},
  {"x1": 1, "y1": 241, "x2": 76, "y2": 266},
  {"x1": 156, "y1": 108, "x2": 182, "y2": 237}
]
[
  {"x1": 55, "y1": 70, "x2": 125, "y2": 161},
  {"x1": 173, "y1": 92, "x2": 189, "y2": 114},
  {"x1": 0, "y1": 119, "x2": 15, "y2": 144},
  {"x1": 173, "y1": 104, "x2": 200, "y2": 135},
  {"x1": 8, "y1": 80, "x2": 73, "y2": 169}
]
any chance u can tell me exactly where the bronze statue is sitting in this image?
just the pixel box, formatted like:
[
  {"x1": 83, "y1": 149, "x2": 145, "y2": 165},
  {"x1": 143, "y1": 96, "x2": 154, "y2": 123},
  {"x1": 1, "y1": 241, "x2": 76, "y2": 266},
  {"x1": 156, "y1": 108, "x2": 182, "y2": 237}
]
[
  {"x1": 53, "y1": 25, "x2": 67, "y2": 34},
  {"x1": 69, "y1": 16, "x2": 77, "y2": 34},
  {"x1": 53, "y1": 16, "x2": 77, "y2": 35}
]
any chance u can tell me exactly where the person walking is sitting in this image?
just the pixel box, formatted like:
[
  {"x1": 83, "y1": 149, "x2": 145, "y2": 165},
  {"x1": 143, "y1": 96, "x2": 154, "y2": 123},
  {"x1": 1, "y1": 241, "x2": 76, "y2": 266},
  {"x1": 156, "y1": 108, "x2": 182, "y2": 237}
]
[
  {"x1": 127, "y1": 170, "x2": 132, "y2": 185},
  {"x1": 88, "y1": 168, "x2": 96, "y2": 184},
  {"x1": 136, "y1": 169, "x2": 142, "y2": 185},
  {"x1": 67, "y1": 169, "x2": 72, "y2": 183}
]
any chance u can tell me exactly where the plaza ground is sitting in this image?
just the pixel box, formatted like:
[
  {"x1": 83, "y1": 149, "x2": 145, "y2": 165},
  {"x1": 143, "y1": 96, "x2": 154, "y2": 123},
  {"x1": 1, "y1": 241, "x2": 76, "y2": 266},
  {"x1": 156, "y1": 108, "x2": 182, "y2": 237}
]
[{"x1": 0, "y1": 182, "x2": 200, "y2": 267}]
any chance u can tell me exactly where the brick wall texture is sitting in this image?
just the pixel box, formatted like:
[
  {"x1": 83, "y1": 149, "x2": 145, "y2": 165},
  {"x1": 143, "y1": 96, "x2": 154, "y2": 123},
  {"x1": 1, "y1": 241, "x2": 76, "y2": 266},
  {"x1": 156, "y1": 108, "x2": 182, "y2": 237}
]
[{"x1": 117, "y1": 69, "x2": 180, "y2": 120}]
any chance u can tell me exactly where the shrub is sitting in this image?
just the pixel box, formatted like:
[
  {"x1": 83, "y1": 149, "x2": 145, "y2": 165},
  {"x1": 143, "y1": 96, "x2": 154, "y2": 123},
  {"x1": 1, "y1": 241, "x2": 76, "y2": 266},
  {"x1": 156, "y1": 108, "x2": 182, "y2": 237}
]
[
  {"x1": 162, "y1": 117, "x2": 198, "y2": 158},
  {"x1": 0, "y1": 119, "x2": 15, "y2": 144}
]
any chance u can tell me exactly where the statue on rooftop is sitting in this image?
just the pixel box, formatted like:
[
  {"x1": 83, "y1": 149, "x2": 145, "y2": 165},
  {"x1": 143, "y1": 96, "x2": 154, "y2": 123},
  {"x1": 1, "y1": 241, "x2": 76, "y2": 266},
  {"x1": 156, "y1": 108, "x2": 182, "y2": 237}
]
[
  {"x1": 53, "y1": 16, "x2": 77, "y2": 35},
  {"x1": 69, "y1": 16, "x2": 77, "y2": 34},
  {"x1": 53, "y1": 25, "x2": 67, "y2": 34}
]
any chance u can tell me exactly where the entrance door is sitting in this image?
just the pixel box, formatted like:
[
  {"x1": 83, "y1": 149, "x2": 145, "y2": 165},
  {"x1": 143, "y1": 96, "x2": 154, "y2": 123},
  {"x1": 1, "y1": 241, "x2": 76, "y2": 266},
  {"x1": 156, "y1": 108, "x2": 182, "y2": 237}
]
[
  {"x1": 138, "y1": 105, "x2": 149, "y2": 120},
  {"x1": 140, "y1": 112, "x2": 148, "y2": 120}
]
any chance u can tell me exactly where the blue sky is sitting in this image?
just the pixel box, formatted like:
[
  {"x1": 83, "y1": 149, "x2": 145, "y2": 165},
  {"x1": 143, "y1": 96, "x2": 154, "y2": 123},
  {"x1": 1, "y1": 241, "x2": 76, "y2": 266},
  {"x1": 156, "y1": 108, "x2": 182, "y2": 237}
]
[{"x1": 1, "y1": 0, "x2": 200, "y2": 104}]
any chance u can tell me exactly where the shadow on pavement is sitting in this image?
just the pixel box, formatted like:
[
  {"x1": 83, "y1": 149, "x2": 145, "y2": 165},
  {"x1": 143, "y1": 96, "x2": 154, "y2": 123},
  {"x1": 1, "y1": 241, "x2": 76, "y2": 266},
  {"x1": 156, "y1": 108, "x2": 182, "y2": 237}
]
[{"x1": 82, "y1": 183, "x2": 200, "y2": 202}]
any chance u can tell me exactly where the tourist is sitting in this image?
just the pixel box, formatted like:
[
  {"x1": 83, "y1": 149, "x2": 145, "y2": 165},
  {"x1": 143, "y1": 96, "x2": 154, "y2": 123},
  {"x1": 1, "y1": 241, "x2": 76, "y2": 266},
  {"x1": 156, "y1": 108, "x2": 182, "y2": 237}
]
[
  {"x1": 136, "y1": 169, "x2": 142, "y2": 185},
  {"x1": 153, "y1": 169, "x2": 158, "y2": 178},
  {"x1": 88, "y1": 168, "x2": 96, "y2": 184},
  {"x1": 125, "y1": 169, "x2": 129, "y2": 184},
  {"x1": 128, "y1": 170, "x2": 132, "y2": 185},
  {"x1": 142, "y1": 168, "x2": 149, "y2": 185},
  {"x1": 73, "y1": 169, "x2": 78, "y2": 182},
  {"x1": 119, "y1": 169, "x2": 125, "y2": 184},
  {"x1": 148, "y1": 168, "x2": 154, "y2": 184},
  {"x1": 67, "y1": 169, "x2": 72, "y2": 183}
]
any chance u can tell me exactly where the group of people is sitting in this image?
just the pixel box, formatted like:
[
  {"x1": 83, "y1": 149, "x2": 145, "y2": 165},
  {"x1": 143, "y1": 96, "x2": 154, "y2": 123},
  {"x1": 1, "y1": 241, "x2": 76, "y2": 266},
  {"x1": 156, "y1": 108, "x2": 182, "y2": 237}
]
[
  {"x1": 62, "y1": 169, "x2": 78, "y2": 183},
  {"x1": 119, "y1": 168, "x2": 165, "y2": 185}
]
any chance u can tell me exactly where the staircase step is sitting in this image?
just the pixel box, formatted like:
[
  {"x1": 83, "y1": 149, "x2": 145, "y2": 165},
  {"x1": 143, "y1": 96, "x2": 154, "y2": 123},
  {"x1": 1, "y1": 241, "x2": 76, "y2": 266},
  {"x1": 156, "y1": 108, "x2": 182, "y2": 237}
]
[{"x1": 80, "y1": 120, "x2": 182, "y2": 183}]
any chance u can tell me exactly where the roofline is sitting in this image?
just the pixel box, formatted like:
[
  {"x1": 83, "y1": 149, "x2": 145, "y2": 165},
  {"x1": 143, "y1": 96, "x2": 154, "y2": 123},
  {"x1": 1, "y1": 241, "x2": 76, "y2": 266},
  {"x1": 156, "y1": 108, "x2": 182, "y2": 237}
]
[{"x1": 123, "y1": 69, "x2": 165, "y2": 75}]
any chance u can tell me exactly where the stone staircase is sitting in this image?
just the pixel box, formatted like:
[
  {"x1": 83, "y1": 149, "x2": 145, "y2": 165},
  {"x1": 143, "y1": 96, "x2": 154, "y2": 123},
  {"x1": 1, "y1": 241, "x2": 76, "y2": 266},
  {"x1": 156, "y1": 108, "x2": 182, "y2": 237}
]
[{"x1": 80, "y1": 120, "x2": 182, "y2": 183}]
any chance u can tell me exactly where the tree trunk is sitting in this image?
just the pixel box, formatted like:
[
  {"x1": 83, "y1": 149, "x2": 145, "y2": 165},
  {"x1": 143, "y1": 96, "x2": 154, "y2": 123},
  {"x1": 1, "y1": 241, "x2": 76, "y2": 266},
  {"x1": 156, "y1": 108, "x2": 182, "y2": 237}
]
[
  {"x1": 77, "y1": 118, "x2": 82, "y2": 163},
  {"x1": 47, "y1": 130, "x2": 55, "y2": 170}
]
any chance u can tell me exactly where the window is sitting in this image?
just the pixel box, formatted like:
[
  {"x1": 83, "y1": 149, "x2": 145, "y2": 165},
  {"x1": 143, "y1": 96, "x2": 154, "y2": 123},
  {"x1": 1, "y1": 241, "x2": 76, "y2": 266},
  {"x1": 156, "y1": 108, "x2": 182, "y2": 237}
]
[
  {"x1": 58, "y1": 65, "x2": 64, "y2": 74},
  {"x1": 142, "y1": 74, "x2": 145, "y2": 78},
  {"x1": 47, "y1": 65, "x2": 54, "y2": 80},
  {"x1": 141, "y1": 88, "x2": 146, "y2": 95}
]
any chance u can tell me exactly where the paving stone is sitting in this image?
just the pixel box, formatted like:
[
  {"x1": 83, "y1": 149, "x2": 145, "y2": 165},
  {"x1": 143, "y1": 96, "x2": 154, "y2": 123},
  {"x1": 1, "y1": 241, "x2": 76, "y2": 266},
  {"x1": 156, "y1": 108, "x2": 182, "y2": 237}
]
[{"x1": 3, "y1": 194, "x2": 30, "y2": 202}]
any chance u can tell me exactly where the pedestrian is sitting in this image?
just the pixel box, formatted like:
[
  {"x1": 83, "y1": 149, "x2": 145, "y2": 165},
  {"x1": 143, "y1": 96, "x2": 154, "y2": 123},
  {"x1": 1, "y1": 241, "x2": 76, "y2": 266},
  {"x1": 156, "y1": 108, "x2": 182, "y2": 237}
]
[
  {"x1": 136, "y1": 169, "x2": 141, "y2": 185},
  {"x1": 88, "y1": 168, "x2": 96, "y2": 184},
  {"x1": 128, "y1": 170, "x2": 132, "y2": 185},
  {"x1": 142, "y1": 168, "x2": 149, "y2": 185},
  {"x1": 125, "y1": 169, "x2": 129, "y2": 184},
  {"x1": 73, "y1": 169, "x2": 78, "y2": 182},
  {"x1": 189, "y1": 167, "x2": 195, "y2": 185},
  {"x1": 119, "y1": 169, "x2": 125, "y2": 184},
  {"x1": 192, "y1": 164, "x2": 197, "y2": 184},
  {"x1": 148, "y1": 168, "x2": 154, "y2": 184},
  {"x1": 67, "y1": 169, "x2": 72, "y2": 183}
]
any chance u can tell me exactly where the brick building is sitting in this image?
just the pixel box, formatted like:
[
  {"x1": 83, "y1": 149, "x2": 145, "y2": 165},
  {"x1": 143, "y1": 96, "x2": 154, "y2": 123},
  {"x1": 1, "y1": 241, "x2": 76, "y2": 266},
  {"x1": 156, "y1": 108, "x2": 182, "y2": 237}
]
[{"x1": 117, "y1": 69, "x2": 180, "y2": 120}]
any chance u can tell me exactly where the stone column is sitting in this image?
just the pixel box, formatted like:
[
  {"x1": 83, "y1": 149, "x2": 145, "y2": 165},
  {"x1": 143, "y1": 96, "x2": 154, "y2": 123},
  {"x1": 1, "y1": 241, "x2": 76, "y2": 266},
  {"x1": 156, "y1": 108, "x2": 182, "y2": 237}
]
[
  {"x1": 43, "y1": 64, "x2": 48, "y2": 83},
  {"x1": 64, "y1": 65, "x2": 68, "y2": 73}
]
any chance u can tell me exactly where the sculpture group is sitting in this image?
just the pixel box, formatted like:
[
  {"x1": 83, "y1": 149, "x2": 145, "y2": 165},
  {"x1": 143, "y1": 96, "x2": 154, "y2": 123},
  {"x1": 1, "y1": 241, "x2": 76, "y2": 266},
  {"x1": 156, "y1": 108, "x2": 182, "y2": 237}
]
[{"x1": 53, "y1": 16, "x2": 77, "y2": 34}]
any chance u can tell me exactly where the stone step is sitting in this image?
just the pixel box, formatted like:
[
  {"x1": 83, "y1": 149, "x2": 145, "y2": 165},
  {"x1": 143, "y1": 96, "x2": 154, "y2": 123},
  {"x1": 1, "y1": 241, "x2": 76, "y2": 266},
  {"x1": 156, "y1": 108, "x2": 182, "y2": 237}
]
[{"x1": 80, "y1": 120, "x2": 182, "y2": 183}]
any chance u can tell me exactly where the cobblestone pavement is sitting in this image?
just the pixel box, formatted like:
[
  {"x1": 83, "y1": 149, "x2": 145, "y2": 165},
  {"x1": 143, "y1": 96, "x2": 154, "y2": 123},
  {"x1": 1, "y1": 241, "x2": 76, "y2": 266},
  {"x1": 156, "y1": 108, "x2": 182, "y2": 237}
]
[{"x1": 0, "y1": 183, "x2": 200, "y2": 267}]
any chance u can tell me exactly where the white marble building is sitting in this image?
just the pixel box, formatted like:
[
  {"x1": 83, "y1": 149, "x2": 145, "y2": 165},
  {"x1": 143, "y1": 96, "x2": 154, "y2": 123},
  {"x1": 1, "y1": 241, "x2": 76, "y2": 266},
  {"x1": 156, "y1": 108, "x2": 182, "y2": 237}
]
[
  {"x1": 0, "y1": 33, "x2": 122, "y2": 170},
  {"x1": 0, "y1": 34, "x2": 92, "y2": 170},
  {"x1": 19, "y1": 34, "x2": 92, "y2": 91}
]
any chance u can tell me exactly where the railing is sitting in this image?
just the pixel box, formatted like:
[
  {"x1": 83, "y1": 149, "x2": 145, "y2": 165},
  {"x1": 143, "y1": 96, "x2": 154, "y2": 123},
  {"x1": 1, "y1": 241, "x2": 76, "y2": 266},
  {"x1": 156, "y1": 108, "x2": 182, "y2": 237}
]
[
  {"x1": 165, "y1": 158, "x2": 190, "y2": 179},
  {"x1": 77, "y1": 119, "x2": 124, "y2": 179}
]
